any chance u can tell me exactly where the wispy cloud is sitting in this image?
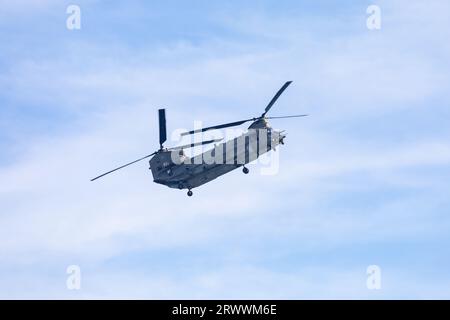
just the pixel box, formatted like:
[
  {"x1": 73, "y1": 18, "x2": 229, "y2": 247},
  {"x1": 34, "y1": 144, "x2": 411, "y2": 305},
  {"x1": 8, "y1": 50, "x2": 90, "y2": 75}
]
[{"x1": 1, "y1": 0, "x2": 450, "y2": 298}]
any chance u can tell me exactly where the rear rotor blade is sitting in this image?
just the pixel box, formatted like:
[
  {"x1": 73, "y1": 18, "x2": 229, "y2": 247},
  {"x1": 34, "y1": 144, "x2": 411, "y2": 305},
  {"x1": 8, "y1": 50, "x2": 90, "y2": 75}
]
[
  {"x1": 169, "y1": 139, "x2": 223, "y2": 150},
  {"x1": 261, "y1": 81, "x2": 292, "y2": 117},
  {"x1": 90, "y1": 152, "x2": 157, "y2": 181},
  {"x1": 180, "y1": 119, "x2": 254, "y2": 136},
  {"x1": 159, "y1": 109, "x2": 167, "y2": 148},
  {"x1": 266, "y1": 114, "x2": 308, "y2": 120}
]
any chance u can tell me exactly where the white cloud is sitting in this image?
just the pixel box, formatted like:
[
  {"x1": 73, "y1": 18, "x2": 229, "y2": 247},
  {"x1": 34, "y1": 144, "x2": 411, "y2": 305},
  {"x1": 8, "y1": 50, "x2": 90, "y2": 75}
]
[{"x1": 1, "y1": 0, "x2": 450, "y2": 298}]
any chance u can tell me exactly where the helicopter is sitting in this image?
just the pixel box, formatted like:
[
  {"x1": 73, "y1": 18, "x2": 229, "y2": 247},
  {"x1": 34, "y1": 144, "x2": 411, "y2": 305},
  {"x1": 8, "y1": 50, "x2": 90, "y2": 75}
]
[{"x1": 91, "y1": 81, "x2": 307, "y2": 196}]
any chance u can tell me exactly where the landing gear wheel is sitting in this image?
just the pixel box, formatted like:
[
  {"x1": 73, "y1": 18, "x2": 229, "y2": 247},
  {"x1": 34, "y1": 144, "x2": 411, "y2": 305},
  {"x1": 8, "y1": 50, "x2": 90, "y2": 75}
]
[
  {"x1": 187, "y1": 190, "x2": 193, "y2": 197},
  {"x1": 243, "y1": 166, "x2": 249, "y2": 174}
]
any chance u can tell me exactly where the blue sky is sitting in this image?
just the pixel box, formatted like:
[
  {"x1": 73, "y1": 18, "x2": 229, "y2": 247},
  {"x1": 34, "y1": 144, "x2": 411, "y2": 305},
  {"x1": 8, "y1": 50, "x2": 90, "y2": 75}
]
[{"x1": 1, "y1": 0, "x2": 450, "y2": 298}]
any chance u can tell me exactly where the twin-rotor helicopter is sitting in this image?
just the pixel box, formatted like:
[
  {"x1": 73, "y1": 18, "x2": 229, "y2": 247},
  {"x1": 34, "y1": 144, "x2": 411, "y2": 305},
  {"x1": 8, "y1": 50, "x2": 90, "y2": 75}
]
[{"x1": 91, "y1": 81, "x2": 307, "y2": 196}]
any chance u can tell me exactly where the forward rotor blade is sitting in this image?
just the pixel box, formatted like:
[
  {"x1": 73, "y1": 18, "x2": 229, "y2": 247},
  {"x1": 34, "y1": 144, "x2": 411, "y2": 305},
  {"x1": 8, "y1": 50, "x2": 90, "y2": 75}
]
[
  {"x1": 179, "y1": 81, "x2": 293, "y2": 136},
  {"x1": 266, "y1": 114, "x2": 308, "y2": 120},
  {"x1": 261, "y1": 81, "x2": 292, "y2": 117},
  {"x1": 169, "y1": 139, "x2": 223, "y2": 150},
  {"x1": 180, "y1": 119, "x2": 254, "y2": 136},
  {"x1": 90, "y1": 152, "x2": 156, "y2": 181},
  {"x1": 159, "y1": 109, "x2": 167, "y2": 148}
]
